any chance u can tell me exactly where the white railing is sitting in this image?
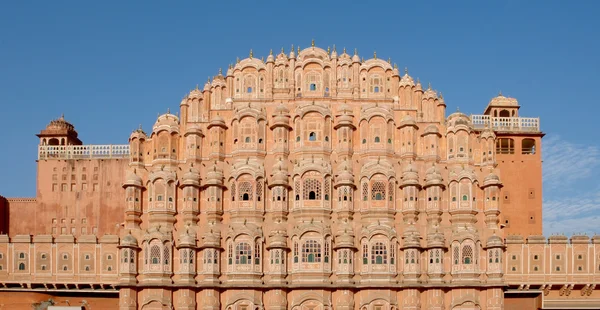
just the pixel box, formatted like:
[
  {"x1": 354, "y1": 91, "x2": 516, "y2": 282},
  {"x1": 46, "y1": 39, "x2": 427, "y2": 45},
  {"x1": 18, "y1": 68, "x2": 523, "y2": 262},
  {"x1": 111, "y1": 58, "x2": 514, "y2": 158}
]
[
  {"x1": 471, "y1": 115, "x2": 540, "y2": 132},
  {"x1": 38, "y1": 145, "x2": 130, "y2": 160}
]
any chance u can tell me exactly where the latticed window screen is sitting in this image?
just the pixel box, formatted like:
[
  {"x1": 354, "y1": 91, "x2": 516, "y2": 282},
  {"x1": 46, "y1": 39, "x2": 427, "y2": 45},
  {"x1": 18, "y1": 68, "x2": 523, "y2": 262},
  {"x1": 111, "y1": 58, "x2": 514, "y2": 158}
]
[
  {"x1": 150, "y1": 245, "x2": 160, "y2": 264},
  {"x1": 293, "y1": 242, "x2": 299, "y2": 262},
  {"x1": 453, "y1": 246, "x2": 460, "y2": 264},
  {"x1": 324, "y1": 240, "x2": 330, "y2": 262},
  {"x1": 363, "y1": 244, "x2": 369, "y2": 264},
  {"x1": 231, "y1": 183, "x2": 236, "y2": 201},
  {"x1": 410, "y1": 250, "x2": 416, "y2": 263},
  {"x1": 295, "y1": 180, "x2": 301, "y2": 200},
  {"x1": 495, "y1": 249, "x2": 500, "y2": 263},
  {"x1": 302, "y1": 240, "x2": 321, "y2": 263},
  {"x1": 462, "y1": 245, "x2": 473, "y2": 264},
  {"x1": 206, "y1": 250, "x2": 212, "y2": 264},
  {"x1": 182, "y1": 249, "x2": 188, "y2": 264},
  {"x1": 129, "y1": 249, "x2": 135, "y2": 263},
  {"x1": 371, "y1": 181, "x2": 386, "y2": 201},
  {"x1": 388, "y1": 182, "x2": 394, "y2": 201},
  {"x1": 236, "y1": 242, "x2": 252, "y2": 264},
  {"x1": 390, "y1": 243, "x2": 395, "y2": 264},
  {"x1": 256, "y1": 181, "x2": 263, "y2": 202},
  {"x1": 435, "y1": 249, "x2": 441, "y2": 263},
  {"x1": 254, "y1": 242, "x2": 261, "y2": 264},
  {"x1": 371, "y1": 242, "x2": 387, "y2": 264},
  {"x1": 489, "y1": 250, "x2": 493, "y2": 263},
  {"x1": 303, "y1": 178, "x2": 322, "y2": 200},
  {"x1": 228, "y1": 244, "x2": 233, "y2": 264},
  {"x1": 123, "y1": 249, "x2": 129, "y2": 263},
  {"x1": 362, "y1": 183, "x2": 369, "y2": 201},
  {"x1": 163, "y1": 246, "x2": 170, "y2": 265},
  {"x1": 324, "y1": 178, "x2": 330, "y2": 200},
  {"x1": 405, "y1": 251, "x2": 410, "y2": 264},
  {"x1": 238, "y1": 181, "x2": 253, "y2": 201}
]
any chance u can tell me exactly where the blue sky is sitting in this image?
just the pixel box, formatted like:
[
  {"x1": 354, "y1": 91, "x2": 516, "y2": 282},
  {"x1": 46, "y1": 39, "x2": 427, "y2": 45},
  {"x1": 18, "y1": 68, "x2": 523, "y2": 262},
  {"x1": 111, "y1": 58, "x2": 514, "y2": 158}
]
[{"x1": 1, "y1": 1, "x2": 599, "y2": 235}]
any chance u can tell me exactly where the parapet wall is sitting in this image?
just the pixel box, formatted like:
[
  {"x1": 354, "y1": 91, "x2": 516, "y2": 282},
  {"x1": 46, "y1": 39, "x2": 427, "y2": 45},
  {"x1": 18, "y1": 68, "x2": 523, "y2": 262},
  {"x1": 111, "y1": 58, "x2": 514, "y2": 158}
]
[
  {"x1": 504, "y1": 234, "x2": 600, "y2": 287},
  {"x1": 0, "y1": 234, "x2": 119, "y2": 290}
]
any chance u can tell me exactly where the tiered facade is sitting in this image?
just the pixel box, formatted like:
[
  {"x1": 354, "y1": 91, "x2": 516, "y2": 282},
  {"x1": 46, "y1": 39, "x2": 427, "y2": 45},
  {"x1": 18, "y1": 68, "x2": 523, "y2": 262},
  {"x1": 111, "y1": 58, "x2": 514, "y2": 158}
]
[{"x1": 0, "y1": 44, "x2": 598, "y2": 309}]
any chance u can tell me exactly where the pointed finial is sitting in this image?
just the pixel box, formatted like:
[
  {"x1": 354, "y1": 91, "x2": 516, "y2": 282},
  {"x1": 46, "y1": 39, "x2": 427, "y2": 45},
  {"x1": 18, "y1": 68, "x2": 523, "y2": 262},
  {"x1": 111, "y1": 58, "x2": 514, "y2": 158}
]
[
  {"x1": 343, "y1": 47, "x2": 346, "y2": 53},
  {"x1": 417, "y1": 77, "x2": 420, "y2": 84},
  {"x1": 218, "y1": 68, "x2": 222, "y2": 75},
  {"x1": 291, "y1": 44, "x2": 294, "y2": 53},
  {"x1": 327, "y1": 46, "x2": 330, "y2": 54},
  {"x1": 269, "y1": 49, "x2": 273, "y2": 55},
  {"x1": 297, "y1": 45, "x2": 300, "y2": 53},
  {"x1": 281, "y1": 47, "x2": 284, "y2": 54},
  {"x1": 361, "y1": 57, "x2": 364, "y2": 62},
  {"x1": 207, "y1": 77, "x2": 211, "y2": 83},
  {"x1": 498, "y1": 90, "x2": 503, "y2": 96},
  {"x1": 439, "y1": 92, "x2": 443, "y2": 99},
  {"x1": 249, "y1": 49, "x2": 253, "y2": 58},
  {"x1": 388, "y1": 57, "x2": 391, "y2": 64},
  {"x1": 60, "y1": 113, "x2": 64, "y2": 119},
  {"x1": 333, "y1": 44, "x2": 336, "y2": 52},
  {"x1": 167, "y1": 108, "x2": 170, "y2": 114},
  {"x1": 394, "y1": 63, "x2": 398, "y2": 69},
  {"x1": 373, "y1": 51, "x2": 377, "y2": 59},
  {"x1": 428, "y1": 82, "x2": 432, "y2": 90},
  {"x1": 457, "y1": 106, "x2": 460, "y2": 112},
  {"x1": 354, "y1": 48, "x2": 357, "y2": 55},
  {"x1": 236, "y1": 57, "x2": 240, "y2": 63},
  {"x1": 405, "y1": 67, "x2": 408, "y2": 75},
  {"x1": 229, "y1": 63, "x2": 232, "y2": 69},
  {"x1": 195, "y1": 84, "x2": 199, "y2": 90},
  {"x1": 261, "y1": 56, "x2": 264, "y2": 61},
  {"x1": 138, "y1": 124, "x2": 142, "y2": 130},
  {"x1": 311, "y1": 39, "x2": 315, "y2": 47}
]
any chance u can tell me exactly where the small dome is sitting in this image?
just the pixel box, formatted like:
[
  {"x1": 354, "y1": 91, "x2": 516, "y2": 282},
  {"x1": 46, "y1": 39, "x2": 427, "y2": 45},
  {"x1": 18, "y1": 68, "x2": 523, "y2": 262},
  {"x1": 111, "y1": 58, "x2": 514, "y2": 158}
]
[
  {"x1": 45, "y1": 114, "x2": 76, "y2": 132},
  {"x1": 266, "y1": 51, "x2": 275, "y2": 63},
  {"x1": 398, "y1": 114, "x2": 417, "y2": 128},
  {"x1": 401, "y1": 162, "x2": 420, "y2": 187},
  {"x1": 188, "y1": 87, "x2": 202, "y2": 99},
  {"x1": 182, "y1": 165, "x2": 200, "y2": 187},
  {"x1": 415, "y1": 79, "x2": 422, "y2": 91},
  {"x1": 124, "y1": 169, "x2": 143, "y2": 187},
  {"x1": 120, "y1": 233, "x2": 138, "y2": 247},
  {"x1": 399, "y1": 71, "x2": 415, "y2": 87},
  {"x1": 129, "y1": 126, "x2": 147, "y2": 141},
  {"x1": 423, "y1": 88, "x2": 437, "y2": 100},
  {"x1": 206, "y1": 164, "x2": 224, "y2": 184},
  {"x1": 423, "y1": 125, "x2": 440, "y2": 135},
  {"x1": 225, "y1": 97, "x2": 233, "y2": 104},
  {"x1": 486, "y1": 234, "x2": 504, "y2": 248},
  {"x1": 208, "y1": 115, "x2": 227, "y2": 129},
  {"x1": 271, "y1": 159, "x2": 289, "y2": 185},
  {"x1": 336, "y1": 161, "x2": 354, "y2": 184},
  {"x1": 153, "y1": 112, "x2": 180, "y2": 133},
  {"x1": 425, "y1": 164, "x2": 443, "y2": 186},
  {"x1": 203, "y1": 81, "x2": 211, "y2": 91},
  {"x1": 483, "y1": 171, "x2": 502, "y2": 188},
  {"x1": 184, "y1": 124, "x2": 203, "y2": 136},
  {"x1": 488, "y1": 93, "x2": 519, "y2": 107},
  {"x1": 178, "y1": 228, "x2": 197, "y2": 248}
]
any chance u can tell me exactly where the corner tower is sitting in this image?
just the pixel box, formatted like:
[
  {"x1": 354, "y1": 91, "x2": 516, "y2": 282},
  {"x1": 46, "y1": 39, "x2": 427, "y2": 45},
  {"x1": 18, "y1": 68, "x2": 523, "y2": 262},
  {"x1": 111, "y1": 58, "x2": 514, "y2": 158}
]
[{"x1": 474, "y1": 94, "x2": 544, "y2": 235}]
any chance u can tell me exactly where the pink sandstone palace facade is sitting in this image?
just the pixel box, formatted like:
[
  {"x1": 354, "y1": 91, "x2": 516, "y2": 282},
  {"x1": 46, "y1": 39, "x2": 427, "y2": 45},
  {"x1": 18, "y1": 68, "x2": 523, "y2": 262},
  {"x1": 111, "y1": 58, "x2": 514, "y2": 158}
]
[{"x1": 0, "y1": 43, "x2": 598, "y2": 309}]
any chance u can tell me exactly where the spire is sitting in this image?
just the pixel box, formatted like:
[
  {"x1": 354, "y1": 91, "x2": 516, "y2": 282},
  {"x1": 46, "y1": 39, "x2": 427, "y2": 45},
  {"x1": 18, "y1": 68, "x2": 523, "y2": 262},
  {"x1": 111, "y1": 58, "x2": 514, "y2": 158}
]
[
  {"x1": 249, "y1": 49, "x2": 253, "y2": 59},
  {"x1": 195, "y1": 84, "x2": 199, "y2": 90},
  {"x1": 343, "y1": 47, "x2": 346, "y2": 54},
  {"x1": 327, "y1": 46, "x2": 330, "y2": 54},
  {"x1": 291, "y1": 44, "x2": 294, "y2": 53},
  {"x1": 333, "y1": 44, "x2": 336, "y2": 52},
  {"x1": 373, "y1": 51, "x2": 377, "y2": 59},
  {"x1": 388, "y1": 57, "x2": 391, "y2": 64},
  {"x1": 236, "y1": 57, "x2": 240, "y2": 63},
  {"x1": 354, "y1": 48, "x2": 357, "y2": 55},
  {"x1": 311, "y1": 39, "x2": 315, "y2": 47},
  {"x1": 405, "y1": 67, "x2": 408, "y2": 75},
  {"x1": 394, "y1": 63, "x2": 398, "y2": 69},
  {"x1": 218, "y1": 68, "x2": 222, "y2": 76},
  {"x1": 297, "y1": 45, "x2": 300, "y2": 54},
  {"x1": 269, "y1": 49, "x2": 273, "y2": 55},
  {"x1": 167, "y1": 108, "x2": 170, "y2": 114},
  {"x1": 498, "y1": 90, "x2": 503, "y2": 96},
  {"x1": 281, "y1": 47, "x2": 284, "y2": 54},
  {"x1": 428, "y1": 82, "x2": 432, "y2": 90}
]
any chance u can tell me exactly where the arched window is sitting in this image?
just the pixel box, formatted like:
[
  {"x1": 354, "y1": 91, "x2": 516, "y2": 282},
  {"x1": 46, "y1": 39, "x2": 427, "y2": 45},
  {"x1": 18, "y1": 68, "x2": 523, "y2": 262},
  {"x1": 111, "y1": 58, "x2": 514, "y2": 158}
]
[
  {"x1": 462, "y1": 245, "x2": 473, "y2": 264},
  {"x1": 303, "y1": 178, "x2": 321, "y2": 200},
  {"x1": 522, "y1": 138, "x2": 536, "y2": 154},
  {"x1": 371, "y1": 181, "x2": 386, "y2": 201},
  {"x1": 18, "y1": 263, "x2": 25, "y2": 270},
  {"x1": 462, "y1": 195, "x2": 468, "y2": 201},
  {"x1": 238, "y1": 181, "x2": 253, "y2": 201},
  {"x1": 236, "y1": 242, "x2": 252, "y2": 264},
  {"x1": 374, "y1": 136, "x2": 380, "y2": 143},
  {"x1": 309, "y1": 132, "x2": 316, "y2": 141},
  {"x1": 302, "y1": 240, "x2": 321, "y2": 263},
  {"x1": 371, "y1": 242, "x2": 387, "y2": 264},
  {"x1": 19, "y1": 253, "x2": 24, "y2": 259},
  {"x1": 245, "y1": 137, "x2": 251, "y2": 143},
  {"x1": 150, "y1": 245, "x2": 160, "y2": 264}
]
